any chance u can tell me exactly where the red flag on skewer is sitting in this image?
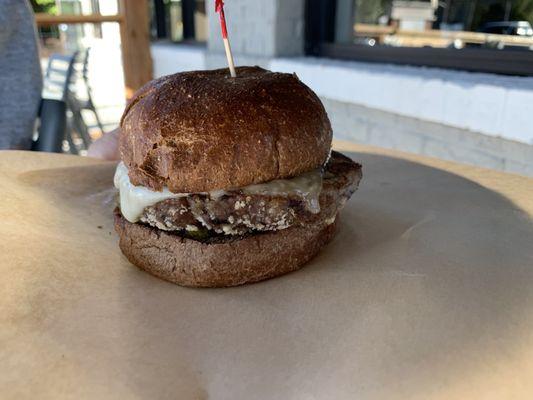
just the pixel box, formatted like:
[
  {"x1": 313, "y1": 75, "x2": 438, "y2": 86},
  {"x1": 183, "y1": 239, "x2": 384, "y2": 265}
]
[
  {"x1": 215, "y1": 0, "x2": 228, "y2": 38},
  {"x1": 215, "y1": 0, "x2": 236, "y2": 77}
]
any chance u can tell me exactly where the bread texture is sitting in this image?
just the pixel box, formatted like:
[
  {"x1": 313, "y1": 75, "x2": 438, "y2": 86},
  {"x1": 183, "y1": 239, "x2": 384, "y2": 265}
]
[
  {"x1": 119, "y1": 66, "x2": 332, "y2": 193},
  {"x1": 114, "y1": 211, "x2": 338, "y2": 288}
]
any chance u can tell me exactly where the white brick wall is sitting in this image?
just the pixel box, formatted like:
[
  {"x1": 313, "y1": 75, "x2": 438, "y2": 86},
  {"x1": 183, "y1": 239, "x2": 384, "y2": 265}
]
[
  {"x1": 270, "y1": 57, "x2": 533, "y2": 145},
  {"x1": 151, "y1": 44, "x2": 206, "y2": 78},
  {"x1": 274, "y1": 0, "x2": 305, "y2": 56},
  {"x1": 324, "y1": 99, "x2": 533, "y2": 175},
  {"x1": 207, "y1": 0, "x2": 304, "y2": 57}
]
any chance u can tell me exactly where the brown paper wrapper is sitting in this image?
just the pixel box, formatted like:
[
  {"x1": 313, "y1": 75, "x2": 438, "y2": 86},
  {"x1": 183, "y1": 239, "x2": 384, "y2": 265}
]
[{"x1": 2, "y1": 143, "x2": 533, "y2": 399}]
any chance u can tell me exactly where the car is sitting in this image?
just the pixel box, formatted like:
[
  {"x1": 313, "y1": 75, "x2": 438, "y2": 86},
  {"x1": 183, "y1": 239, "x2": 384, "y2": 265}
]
[{"x1": 480, "y1": 21, "x2": 533, "y2": 36}]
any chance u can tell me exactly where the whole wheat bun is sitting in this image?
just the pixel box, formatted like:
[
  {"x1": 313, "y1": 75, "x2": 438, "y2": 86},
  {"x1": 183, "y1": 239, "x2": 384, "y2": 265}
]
[
  {"x1": 119, "y1": 66, "x2": 332, "y2": 193},
  {"x1": 114, "y1": 211, "x2": 338, "y2": 288}
]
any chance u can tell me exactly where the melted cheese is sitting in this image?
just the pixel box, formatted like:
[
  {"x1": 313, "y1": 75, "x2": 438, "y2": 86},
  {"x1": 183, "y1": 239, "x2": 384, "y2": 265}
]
[
  {"x1": 114, "y1": 162, "x2": 188, "y2": 222},
  {"x1": 114, "y1": 162, "x2": 322, "y2": 223}
]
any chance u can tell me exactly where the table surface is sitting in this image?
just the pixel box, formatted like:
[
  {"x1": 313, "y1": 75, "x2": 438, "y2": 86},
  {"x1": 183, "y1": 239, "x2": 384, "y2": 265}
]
[{"x1": 1, "y1": 143, "x2": 533, "y2": 400}]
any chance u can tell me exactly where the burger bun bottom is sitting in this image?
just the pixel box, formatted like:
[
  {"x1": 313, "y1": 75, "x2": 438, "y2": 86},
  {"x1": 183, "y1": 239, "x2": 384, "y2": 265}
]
[{"x1": 114, "y1": 211, "x2": 338, "y2": 288}]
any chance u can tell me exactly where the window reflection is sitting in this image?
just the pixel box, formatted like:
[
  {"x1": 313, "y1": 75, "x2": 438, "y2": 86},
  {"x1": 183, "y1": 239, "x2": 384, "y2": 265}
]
[{"x1": 338, "y1": 0, "x2": 533, "y2": 50}]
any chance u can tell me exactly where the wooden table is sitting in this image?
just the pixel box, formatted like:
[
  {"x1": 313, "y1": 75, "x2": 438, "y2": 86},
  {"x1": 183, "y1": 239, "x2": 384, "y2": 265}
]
[{"x1": 2, "y1": 143, "x2": 533, "y2": 399}]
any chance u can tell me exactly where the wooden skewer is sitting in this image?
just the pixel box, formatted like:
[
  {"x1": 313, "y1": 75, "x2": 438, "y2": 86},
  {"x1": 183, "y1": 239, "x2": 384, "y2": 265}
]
[
  {"x1": 222, "y1": 37, "x2": 237, "y2": 78},
  {"x1": 215, "y1": 0, "x2": 237, "y2": 78}
]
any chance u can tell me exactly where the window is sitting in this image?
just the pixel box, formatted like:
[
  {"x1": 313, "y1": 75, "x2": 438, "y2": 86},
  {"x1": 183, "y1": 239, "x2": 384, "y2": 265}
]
[
  {"x1": 33, "y1": 0, "x2": 120, "y2": 57},
  {"x1": 151, "y1": 0, "x2": 207, "y2": 43},
  {"x1": 306, "y1": 0, "x2": 533, "y2": 76}
]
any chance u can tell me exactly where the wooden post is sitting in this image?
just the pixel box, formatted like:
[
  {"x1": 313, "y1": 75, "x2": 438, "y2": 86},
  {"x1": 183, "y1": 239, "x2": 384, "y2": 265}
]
[
  {"x1": 35, "y1": 7, "x2": 152, "y2": 100},
  {"x1": 118, "y1": 0, "x2": 153, "y2": 99}
]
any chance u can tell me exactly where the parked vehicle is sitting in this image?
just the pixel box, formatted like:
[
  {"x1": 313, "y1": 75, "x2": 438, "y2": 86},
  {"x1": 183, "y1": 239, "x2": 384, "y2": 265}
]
[{"x1": 480, "y1": 21, "x2": 533, "y2": 37}]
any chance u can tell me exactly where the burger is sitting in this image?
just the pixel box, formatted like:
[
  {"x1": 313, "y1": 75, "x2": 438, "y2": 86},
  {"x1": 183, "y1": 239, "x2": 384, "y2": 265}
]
[{"x1": 114, "y1": 66, "x2": 362, "y2": 287}]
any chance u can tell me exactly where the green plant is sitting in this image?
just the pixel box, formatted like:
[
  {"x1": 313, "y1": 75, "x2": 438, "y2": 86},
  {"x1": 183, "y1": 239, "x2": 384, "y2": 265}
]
[
  {"x1": 30, "y1": 0, "x2": 57, "y2": 15},
  {"x1": 355, "y1": 0, "x2": 392, "y2": 24},
  {"x1": 511, "y1": 0, "x2": 533, "y2": 22}
]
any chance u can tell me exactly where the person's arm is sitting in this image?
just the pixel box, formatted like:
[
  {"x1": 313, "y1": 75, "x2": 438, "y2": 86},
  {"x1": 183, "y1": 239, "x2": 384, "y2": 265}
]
[
  {"x1": 87, "y1": 128, "x2": 120, "y2": 161},
  {"x1": 0, "y1": 0, "x2": 42, "y2": 150}
]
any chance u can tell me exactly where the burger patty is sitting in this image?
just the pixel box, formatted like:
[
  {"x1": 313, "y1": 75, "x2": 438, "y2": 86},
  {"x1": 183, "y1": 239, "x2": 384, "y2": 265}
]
[{"x1": 137, "y1": 151, "x2": 362, "y2": 236}]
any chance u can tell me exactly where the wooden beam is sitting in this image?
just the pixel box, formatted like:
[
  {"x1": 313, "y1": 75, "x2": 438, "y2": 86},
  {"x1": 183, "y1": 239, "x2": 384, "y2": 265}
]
[
  {"x1": 35, "y1": 7, "x2": 153, "y2": 100},
  {"x1": 354, "y1": 23, "x2": 533, "y2": 47},
  {"x1": 35, "y1": 13, "x2": 123, "y2": 26},
  {"x1": 118, "y1": 0, "x2": 153, "y2": 99}
]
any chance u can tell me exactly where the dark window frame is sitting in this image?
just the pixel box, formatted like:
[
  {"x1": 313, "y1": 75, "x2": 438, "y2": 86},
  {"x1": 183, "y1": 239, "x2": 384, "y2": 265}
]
[
  {"x1": 305, "y1": 0, "x2": 533, "y2": 77},
  {"x1": 152, "y1": 0, "x2": 206, "y2": 43},
  {"x1": 153, "y1": 0, "x2": 168, "y2": 39}
]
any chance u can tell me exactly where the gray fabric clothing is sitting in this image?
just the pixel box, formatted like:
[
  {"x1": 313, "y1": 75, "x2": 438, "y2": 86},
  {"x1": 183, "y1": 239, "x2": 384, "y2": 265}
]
[{"x1": 0, "y1": 0, "x2": 42, "y2": 150}]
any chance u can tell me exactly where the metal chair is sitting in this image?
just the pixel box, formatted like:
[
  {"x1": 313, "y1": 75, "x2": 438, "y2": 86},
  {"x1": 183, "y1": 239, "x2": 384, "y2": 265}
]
[
  {"x1": 78, "y1": 47, "x2": 105, "y2": 134},
  {"x1": 33, "y1": 50, "x2": 101, "y2": 154},
  {"x1": 32, "y1": 53, "x2": 77, "y2": 153},
  {"x1": 31, "y1": 99, "x2": 68, "y2": 153}
]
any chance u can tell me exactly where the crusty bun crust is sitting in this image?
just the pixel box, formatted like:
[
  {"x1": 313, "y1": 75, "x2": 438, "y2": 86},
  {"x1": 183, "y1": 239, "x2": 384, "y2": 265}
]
[
  {"x1": 114, "y1": 211, "x2": 338, "y2": 288},
  {"x1": 120, "y1": 66, "x2": 332, "y2": 193}
]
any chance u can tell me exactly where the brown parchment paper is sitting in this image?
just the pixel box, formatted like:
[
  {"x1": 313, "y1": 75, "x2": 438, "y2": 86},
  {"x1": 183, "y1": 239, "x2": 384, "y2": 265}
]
[{"x1": 1, "y1": 143, "x2": 533, "y2": 400}]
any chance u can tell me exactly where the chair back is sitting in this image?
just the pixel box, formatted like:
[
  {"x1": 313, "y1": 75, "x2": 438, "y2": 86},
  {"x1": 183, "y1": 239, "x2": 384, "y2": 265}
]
[
  {"x1": 42, "y1": 52, "x2": 78, "y2": 101},
  {"x1": 33, "y1": 52, "x2": 78, "y2": 152}
]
